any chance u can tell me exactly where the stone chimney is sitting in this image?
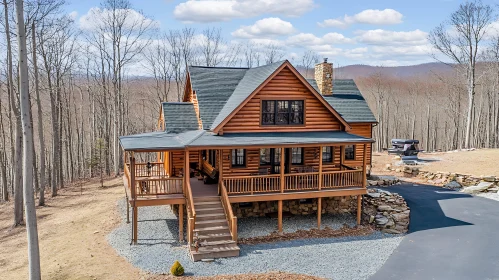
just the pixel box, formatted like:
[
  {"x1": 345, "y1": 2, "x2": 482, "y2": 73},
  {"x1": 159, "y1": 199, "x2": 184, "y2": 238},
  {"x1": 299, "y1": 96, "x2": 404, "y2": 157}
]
[{"x1": 314, "y1": 58, "x2": 333, "y2": 96}]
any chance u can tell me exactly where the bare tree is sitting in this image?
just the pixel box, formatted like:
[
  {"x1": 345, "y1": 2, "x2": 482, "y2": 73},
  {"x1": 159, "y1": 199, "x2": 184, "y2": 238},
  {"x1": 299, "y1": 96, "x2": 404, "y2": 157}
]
[
  {"x1": 263, "y1": 43, "x2": 284, "y2": 64},
  {"x1": 301, "y1": 50, "x2": 320, "y2": 78},
  {"x1": 429, "y1": 0, "x2": 494, "y2": 148},
  {"x1": 15, "y1": 0, "x2": 41, "y2": 278}
]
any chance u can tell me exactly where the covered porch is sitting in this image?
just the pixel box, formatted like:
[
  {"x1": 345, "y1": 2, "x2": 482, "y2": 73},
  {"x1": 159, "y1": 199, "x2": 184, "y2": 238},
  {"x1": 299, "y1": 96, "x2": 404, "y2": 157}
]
[{"x1": 119, "y1": 130, "x2": 373, "y2": 245}]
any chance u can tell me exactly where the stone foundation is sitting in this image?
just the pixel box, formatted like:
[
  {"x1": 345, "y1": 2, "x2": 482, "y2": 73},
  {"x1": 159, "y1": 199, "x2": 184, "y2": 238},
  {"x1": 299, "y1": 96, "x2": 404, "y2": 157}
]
[{"x1": 231, "y1": 196, "x2": 357, "y2": 218}]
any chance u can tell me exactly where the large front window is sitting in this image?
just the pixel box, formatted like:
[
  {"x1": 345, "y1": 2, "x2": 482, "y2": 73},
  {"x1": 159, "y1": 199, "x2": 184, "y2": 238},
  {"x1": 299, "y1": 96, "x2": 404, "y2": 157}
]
[
  {"x1": 322, "y1": 146, "x2": 333, "y2": 163},
  {"x1": 261, "y1": 100, "x2": 304, "y2": 125},
  {"x1": 291, "y1": 148, "x2": 303, "y2": 165},
  {"x1": 345, "y1": 145, "x2": 356, "y2": 160}
]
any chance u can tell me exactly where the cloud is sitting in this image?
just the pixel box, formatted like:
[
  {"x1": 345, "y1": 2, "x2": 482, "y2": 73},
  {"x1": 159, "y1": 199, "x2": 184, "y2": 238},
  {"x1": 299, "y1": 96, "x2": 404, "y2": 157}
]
[
  {"x1": 68, "y1": 11, "x2": 78, "y2": 20},
  {"x1": 287, "y1": 32, "x2": 354, "y2": 46},
  {"x1": 174, "y1": 0, "x2": 315, "y2": 23},
  {"x1": 318, "y1": 9, "x2": 403, "y2": 28},
  {"x1": 232, "y1": 17, "x2": 295, "y2": 38},
  {"x1": 79, "y1": 7, "x2": 159, "y2": 31},
  {"x1": 355, "y1": 29, "x2": 428, "y2": 45}
]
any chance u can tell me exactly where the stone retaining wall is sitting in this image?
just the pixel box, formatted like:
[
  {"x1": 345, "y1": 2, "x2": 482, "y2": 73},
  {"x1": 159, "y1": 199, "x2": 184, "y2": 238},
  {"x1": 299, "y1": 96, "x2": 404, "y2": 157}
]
[
  {"x1": 362, "y1": 188, "x2": 410, "y2": 234},
  {"x1": 231, "y1": 196, "x2": 357, "y2": 218}
]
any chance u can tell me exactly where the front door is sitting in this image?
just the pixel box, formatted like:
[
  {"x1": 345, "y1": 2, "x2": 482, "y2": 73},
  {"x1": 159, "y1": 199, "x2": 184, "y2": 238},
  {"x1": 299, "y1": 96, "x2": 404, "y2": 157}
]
[{"x1": 270, "y1": 148, "x2": 290, "y2": 174}]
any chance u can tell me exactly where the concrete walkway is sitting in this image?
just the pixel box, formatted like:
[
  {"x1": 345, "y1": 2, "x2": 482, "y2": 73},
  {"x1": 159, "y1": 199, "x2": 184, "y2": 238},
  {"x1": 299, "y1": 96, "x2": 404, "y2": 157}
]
[{"x1": 370, "y1": 184, "x2": 499, "y2": 280}]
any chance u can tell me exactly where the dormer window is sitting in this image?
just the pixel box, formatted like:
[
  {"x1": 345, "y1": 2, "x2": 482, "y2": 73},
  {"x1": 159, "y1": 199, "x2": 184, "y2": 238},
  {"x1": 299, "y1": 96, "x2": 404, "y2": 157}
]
[{"x1": 261, "y1": 100, "x2": 304, "y2": 125}]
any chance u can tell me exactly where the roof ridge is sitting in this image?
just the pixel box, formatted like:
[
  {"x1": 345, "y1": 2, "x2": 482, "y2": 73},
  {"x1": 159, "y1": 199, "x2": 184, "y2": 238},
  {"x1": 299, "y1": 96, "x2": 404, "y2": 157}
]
[{"x1": 162, "y1": 102, "x2": 194, "y2": 105}]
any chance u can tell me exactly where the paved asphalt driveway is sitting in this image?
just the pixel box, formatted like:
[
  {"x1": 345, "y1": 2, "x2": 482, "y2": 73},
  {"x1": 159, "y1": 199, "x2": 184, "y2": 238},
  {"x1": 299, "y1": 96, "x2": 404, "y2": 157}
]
[{"x1": 370, "y1": 184, "x2": 499, "y2": 280}]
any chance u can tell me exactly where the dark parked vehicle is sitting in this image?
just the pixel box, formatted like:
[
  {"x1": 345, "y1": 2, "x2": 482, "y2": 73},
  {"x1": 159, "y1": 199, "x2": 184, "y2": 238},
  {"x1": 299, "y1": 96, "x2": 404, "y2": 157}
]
[{"x1": 388, "y1": 139, "x2": 421, "y2": 156}]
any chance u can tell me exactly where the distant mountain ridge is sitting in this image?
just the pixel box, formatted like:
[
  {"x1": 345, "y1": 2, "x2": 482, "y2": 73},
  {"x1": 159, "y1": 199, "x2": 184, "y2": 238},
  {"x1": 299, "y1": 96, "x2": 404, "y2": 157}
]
[{"x1": 332, "y1": 62, "x2": 454, "y2": 79}]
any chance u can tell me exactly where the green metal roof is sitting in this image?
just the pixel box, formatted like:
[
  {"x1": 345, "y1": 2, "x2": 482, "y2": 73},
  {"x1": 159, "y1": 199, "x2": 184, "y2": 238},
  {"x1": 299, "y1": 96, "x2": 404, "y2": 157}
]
[
  {"x1": 188, "y1": 66, "x2": 248, "y2": 129},
  {"x1": 162, "y1": 102, "x2": 200, "y2": 133},
  {"x1": 119, "y1": 130, "x2": 373, "y2": 151},
  {"x1": 307, "y1": 79, "x2": 377, "y2": 123},
  {"x1": 209, "y1": 61, "x2": 285, "y2": 130}
]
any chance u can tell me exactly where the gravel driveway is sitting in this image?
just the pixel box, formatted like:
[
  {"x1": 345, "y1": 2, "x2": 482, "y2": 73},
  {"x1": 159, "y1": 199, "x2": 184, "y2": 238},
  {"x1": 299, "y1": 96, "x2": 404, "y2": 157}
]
[{"x1": 108, "y1": 200, "x2": 402, "y2": 280}]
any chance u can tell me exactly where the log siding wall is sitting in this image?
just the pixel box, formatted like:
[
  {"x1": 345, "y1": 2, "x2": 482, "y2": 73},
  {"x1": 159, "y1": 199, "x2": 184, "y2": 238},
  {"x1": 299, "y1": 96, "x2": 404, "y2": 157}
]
[{"x1": 222, "y1": 67, "x2": 342, "y2": 133}]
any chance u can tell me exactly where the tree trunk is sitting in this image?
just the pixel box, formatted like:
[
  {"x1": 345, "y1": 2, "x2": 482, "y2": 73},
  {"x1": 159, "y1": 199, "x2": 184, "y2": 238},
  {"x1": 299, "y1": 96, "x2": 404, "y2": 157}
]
[
  {"x1": 32, "y1": 23, "x2": 45, "y2": 206},
  {"x1": 16, "y1": 0, "x2": 41, "y2": 278}
]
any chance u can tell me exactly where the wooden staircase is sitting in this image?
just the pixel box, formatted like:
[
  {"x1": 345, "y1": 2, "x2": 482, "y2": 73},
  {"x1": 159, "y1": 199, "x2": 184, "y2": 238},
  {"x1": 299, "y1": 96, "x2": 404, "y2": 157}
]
[{"x1": 190, "y1": 196, "x2": 240, "y2": 261}]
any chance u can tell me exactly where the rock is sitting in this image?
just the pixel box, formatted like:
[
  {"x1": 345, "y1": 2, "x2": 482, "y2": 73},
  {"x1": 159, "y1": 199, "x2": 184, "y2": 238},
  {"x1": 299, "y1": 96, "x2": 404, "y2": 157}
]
[
  {"x1": 392, "y1": 213, "x2": 409, "y2": 222},
  {"x1": 377, "y1": 205, "x2": 393, "y2": 211},
  {"x1": 375, "y1": 216, "x2": 389, "y2": 225},
  {"x1": 444, "y1": 181, "x2": 462, "y2": 190},
  {"x1": 395, "y1": 168, "x2": 401, "y2": 172},
  {"x1": 368, "y1": 180, "x2": 378, "y2": 186},
  {"x1": 382, "y1": 228, "x2": 401, "y2": 234},
  {"x1": 367, "y1": 192, "x2": 381, "y2": 198},
  {"x1": 462, "y1": 182, "x2": 494, "y2": 194},
  {"x1": 369, "y1": 215, "x2": 375, "y2": 223},
  {"x1": 385, "y1": 164, "x2": 392, "y2": 170},
  {"x1": 481, "y1": 176, "x2": 496, "y2": 182},
  {"x1": 377, "y1": 180, "x2": 385, "y2": 186}
]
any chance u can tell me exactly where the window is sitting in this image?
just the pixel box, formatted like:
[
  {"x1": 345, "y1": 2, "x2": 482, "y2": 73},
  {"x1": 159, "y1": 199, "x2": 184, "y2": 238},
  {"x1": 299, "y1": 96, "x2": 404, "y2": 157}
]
[
  {"x1": 231, "y1": 149, "x2": 246, "y2": 167},
  {"x1": 345, "y1": 145, "x2": 355, "y2": 160},
  {"x1": 260, "y1": 148, "x2": 271, "y2": 165},
  {"x1": 261, "y1": 100, "x2": 304, "y2": 125},
  {"x1": 322, "y1": 146, "x2": 333, "y2": 163},
  {"x1": 291, "y1": 148, "x2": 303, "y2": 165}
]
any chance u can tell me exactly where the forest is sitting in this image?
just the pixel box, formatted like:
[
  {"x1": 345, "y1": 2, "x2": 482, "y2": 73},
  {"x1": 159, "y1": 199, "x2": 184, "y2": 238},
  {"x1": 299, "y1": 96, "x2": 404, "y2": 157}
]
[{"x1": 1, "y1": 0, "x2": 498, "y2": 219}]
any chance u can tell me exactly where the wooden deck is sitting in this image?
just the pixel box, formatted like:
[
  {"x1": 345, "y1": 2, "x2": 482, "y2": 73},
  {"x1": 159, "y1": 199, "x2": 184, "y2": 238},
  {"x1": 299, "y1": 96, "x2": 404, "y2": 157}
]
[{"x1": 190, "y1": 177, "x2": 218, "y2": 197}]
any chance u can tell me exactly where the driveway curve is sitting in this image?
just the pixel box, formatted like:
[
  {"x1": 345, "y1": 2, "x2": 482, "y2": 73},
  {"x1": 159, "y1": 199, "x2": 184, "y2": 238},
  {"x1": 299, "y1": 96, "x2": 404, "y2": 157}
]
[{"x1": 370, "y1": 184, "x2": 499, "y2": 280}]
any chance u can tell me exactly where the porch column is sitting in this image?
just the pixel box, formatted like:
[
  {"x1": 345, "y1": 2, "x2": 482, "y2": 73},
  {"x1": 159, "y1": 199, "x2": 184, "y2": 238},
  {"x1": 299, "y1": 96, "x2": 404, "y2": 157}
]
[
  {"x1": 280, "y1": 147, "x2": 285, "y2": 193},
  {"x1": 184, "y1": 150, "x2": 190, "y2": 194},
  {"x1": 130, "y1": 155, "x2": 137, "y2": 244},
  {"x1": 362, "y1": 144, "x2": 368, "y2": 188},
  {"x1": 317, "y1": 197, "x2": 322, "y2": 229},
  {"x1": 218, "y1": 149, "x2": 223, "y2": 186},
  {"x1": 340, "y1": 145, "x2": 345, "y2": 170},
  {"x1": 124, "y1": 151, "x2": 129, "y2": 224},
  {"x1": 278, "y1": 200, "x2": 283, "y2": 234},
  {"x1": 179, "y1": 204, "x2": 184, "y2": 242},
  {"x1": 318, "y1": 146, "x2": 323, "y2": 190}
]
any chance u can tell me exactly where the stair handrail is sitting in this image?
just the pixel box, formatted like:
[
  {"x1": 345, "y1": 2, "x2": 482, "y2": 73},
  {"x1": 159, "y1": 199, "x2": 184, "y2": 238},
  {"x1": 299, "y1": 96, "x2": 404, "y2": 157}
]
[
  {"x1": 185, "y1": 178, "x2": 196, "y2": 244},
  {"x1": 220, "y1": 181, "x2": 237, "y2": 241}
]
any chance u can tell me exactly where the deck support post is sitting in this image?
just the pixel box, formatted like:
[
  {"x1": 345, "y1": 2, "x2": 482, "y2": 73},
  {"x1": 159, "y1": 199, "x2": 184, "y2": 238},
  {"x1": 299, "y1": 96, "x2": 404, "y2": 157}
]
[
  {"x1": 133, "y1": 206, "x2": 138, "y2": 244},
  {"x1": 179, "y1": 204, "x2": 184, "y2": 242},
  {"x1": 356, "y1": 195, "x2": 362, "y2": 225},
  {"x1": 280, "y1": 147, "x2": 285, "y2": 193},
  {"x1": 317, "y1": 197, "x2": 322, "y2": 229},
  {"x1": 130, "y1": 155, "x2": 137, "y2": 244},
  {"x1": 126, "y1": 199, "x2": 130, "y2": 224},
  {"x1": 278, "y1": 200, "x2": 283, "y2": 234}
]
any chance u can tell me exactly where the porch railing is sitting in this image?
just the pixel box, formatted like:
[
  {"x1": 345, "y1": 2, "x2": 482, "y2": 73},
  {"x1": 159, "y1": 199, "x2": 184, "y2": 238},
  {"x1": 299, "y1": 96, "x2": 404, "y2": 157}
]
[
  {"x1": 135, "y1": 177, "x2": 183, "y2": 197},
  {"x1": 223, "y1": 174, "x2": 280, "y2": 194},
  {"x1": 185, "y1": 178, "x2": 196, "y2": 244},
  {"x1": 223, "y1": 169, "x2": 364, "y2": 195},
  {"x1": 322, "y1": 170, "x2": 363, "y2": 189},
  {"x1": 132, "y1": 162, "x2": 167, "y2": 177},
  {"x1": 284, "y1": 172, "x2": 319, "y2": 191},
  {"x1": 220, "y1": 182, "x2": 237, "y2": 241}
]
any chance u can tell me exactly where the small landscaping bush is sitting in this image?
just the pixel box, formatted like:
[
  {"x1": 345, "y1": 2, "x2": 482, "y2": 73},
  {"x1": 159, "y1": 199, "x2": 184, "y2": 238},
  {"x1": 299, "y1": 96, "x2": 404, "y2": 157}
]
[{"x1": 170, "y1": 260, "x2": 184, "y2": 276}]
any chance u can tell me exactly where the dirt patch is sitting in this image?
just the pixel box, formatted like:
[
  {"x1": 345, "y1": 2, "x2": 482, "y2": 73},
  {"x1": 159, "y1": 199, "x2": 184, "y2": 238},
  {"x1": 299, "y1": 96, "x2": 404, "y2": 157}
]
[
  {"x1": 371, "y1": 149, "x2": 499, "y2": 177},
  {"x1": 0, "y1": 177, "x2": 143, "y2": 280},
  {"x1": 238, "y1": 225, "x2": 374, "y2": 245}
]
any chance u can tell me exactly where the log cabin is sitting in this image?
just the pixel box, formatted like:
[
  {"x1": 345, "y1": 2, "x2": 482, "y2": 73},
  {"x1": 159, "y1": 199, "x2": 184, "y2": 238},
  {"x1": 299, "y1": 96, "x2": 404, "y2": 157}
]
[{"x1": 119, "y1": 59, "x2": 377, "y2": 261}]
